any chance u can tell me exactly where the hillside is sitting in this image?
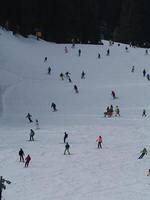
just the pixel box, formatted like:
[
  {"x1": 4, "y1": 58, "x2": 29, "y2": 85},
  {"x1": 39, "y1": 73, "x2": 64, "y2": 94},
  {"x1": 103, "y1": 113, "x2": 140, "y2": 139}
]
[{"x1": 0, "y1": 29, "x2": 150, "y2": 200}]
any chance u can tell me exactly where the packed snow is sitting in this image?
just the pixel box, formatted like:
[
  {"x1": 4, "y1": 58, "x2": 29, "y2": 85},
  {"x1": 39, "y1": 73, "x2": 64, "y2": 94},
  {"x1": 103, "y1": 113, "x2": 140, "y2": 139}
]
[{"x1": 0, "y1": 28, "x2": 150, "y2": 200}]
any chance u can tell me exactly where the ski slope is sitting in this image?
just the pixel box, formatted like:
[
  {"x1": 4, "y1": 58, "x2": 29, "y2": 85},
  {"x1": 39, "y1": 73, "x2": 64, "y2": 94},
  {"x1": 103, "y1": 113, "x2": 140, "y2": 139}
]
[{"x1": 0, "y1": 28, "x2": 150, "y2": 200}]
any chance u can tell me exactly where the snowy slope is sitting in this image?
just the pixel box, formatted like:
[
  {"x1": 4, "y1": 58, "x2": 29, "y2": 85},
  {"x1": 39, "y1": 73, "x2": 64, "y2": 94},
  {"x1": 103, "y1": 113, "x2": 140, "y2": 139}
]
[{"x1": 0, "y1": 28, "x2": 150, "y2": 200}]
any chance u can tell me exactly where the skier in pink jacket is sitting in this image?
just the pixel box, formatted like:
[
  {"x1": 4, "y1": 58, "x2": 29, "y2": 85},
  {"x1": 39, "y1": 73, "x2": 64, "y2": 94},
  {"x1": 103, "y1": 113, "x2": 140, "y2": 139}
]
[{"x1": 96, "y1": 136, "x2": 103, "y2": 149}]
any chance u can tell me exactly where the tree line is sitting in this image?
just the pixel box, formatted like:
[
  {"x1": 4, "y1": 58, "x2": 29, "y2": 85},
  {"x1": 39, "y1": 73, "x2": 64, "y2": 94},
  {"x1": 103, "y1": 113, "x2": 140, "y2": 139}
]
[{"x1": 0, "y1": 0, "x2": 150, "y2": 45}]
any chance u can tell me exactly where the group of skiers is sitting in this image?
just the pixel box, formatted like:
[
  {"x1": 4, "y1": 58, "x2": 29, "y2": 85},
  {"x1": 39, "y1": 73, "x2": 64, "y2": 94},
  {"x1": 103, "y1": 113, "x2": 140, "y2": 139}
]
[{"x1": 104, "y1": 105, "x2": 120, "y2": 117}]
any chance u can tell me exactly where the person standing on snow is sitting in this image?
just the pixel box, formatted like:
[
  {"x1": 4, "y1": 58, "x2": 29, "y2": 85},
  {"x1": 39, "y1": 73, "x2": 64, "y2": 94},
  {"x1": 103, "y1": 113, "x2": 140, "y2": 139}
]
[
  {"x1": 81, "y1": 71, "x2": 85, "y2": 79},
  {"x1": 48, "y1": 66, "x2": 51, "y2": 75},
  {"x1": 64, "y1": 142, "x2": 70, "y2": 155},
  {"x1": 51, "y1": 102, "x2": 57, "y2": 112},
  {"x1": 44, "y1": 57, "x2": 47, "y2": 62},
  {"x1": 25, "y1": 154, "x2": 31, "y2": 167},
  {"x1": 138, "y1": 147, "x2": 148, "y2": 159},
  {"x1": 78, "y1": 49, "x2": 81, "y2": 56},
  {"x1": 115, "y1": 106, "x2": 120, "y2": 117},
  {"x1": 29, "y1": 129, "x2": 35, "y2": 141},
  {"x1": 142, "y1": 109, "x2": 147, "y2": 117},
  {"x1": 96, "y1": 136, "x2": 103, "y2": 149},
  {"x1": 143, "y1": 69, "x2": 146, "y2": 77},
  {"x1": 19, "y1": 148, "x2": 25, "y2": 162}
]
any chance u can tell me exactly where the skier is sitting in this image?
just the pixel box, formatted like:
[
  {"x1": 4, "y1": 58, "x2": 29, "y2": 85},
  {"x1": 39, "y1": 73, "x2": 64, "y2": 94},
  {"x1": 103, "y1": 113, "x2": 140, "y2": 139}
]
[
  {"x1": 131, "y1": 66, "x2": 135, "y2": 73},
  {"x1": 48, "y1": 66, "x2": 51, "y2": 75},
  {"x1": 81, "y1": 70, "x2": 85, "y2": 79},
  {"x1": 74, "y1": 85, "x2": 79, "y2": 93},
  {"x1": 65, "y1": 72, "x2": 71, "y2": 78},
  {"x1": 111, "y1": 90, "x2": 116, "y2": 99},
  {"x1": 26, "y1": 113, "x2": 33, "y2": 123},
  {"x1": 142, "y1": 109, "x2": 147, "y2": 117},
  {"x1": 19, "y1": 148, "x2": 25, "y2": 162},
  {"x1": 64, "y1": 46, "x2": 68, "y2": 53},
  {"x1": 98, "y1": 53, "x2": 101, "y2": 59},
  {"x1": 44, "y1": 57, "x2": 47, "y2": 62},
  {"x1": 138, "y1": 147, "x2": 148, "y2": 159},
  {"x1": 106, "y1": 49, "x2": 110, "y2": 56},
  {"x1": 25, "y1": 154, "x2": 31, "y2": 167},
  {"x1": 143, "y1": 69, "x2": 146, "y2": 77},
  {"x1": 51, "y1": 102, "x2": 57, "y2": 112},
  {"x1": 60, "y1": 73, "x2": 64, "y2": 80},
  {"x1": 64, "y1": 142, "x2": 70, "y2": 155},
  {"x1": 115, "y1": 106, "x2": 120, "y2": 117},
  {"x1": 35, "y1": 119, "x2": 40, "y2": 129},
  {"x1": 78, "y1": 49, "x2": 81, "y2": 56},
  {"x1": 147, "y1": 74, "x2": 150, "y2": 81},
  {"x1": 29, "y1": 129, "x2": 35, "y2": 141},
  {"x1": 145, "y1": 49, "x2": 148, "y2": 55},
  {"x1": 64, "y1": 132, "x2": 68, "y2": 143},
  {"x1": 96, "y1": 136, "x2": 103, "y2": 149},
  {"x1": 125, "y1": 46, "x2": 128, "y2": 52}
]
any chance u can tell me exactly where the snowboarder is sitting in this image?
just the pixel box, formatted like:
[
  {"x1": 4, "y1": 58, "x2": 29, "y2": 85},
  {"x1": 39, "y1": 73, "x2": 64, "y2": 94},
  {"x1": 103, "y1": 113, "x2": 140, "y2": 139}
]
[
  {"x1": 48, "y1": 66, "x2": 51, "y2": 75},
  {"x1": 64, "y1": 132, "x2": 68, "y2": 143},
  {"x1": 60, "y1": 73, "x2": 64, "y2": 80},
  {"x1": 98, "y1": 53, "x2": 101, "y2": 59},
  {"x1": 106, "y1": 49, "x2": 110, "y2": 56},
  {"x1": 74, "y1": 85, "x2": 79, "y2": 93},
  {"x1": 96, "y1": 136, "x2": 103, "y2": 149},
  {"x1": 51, "y1": 102, "x2": 57, "y2": 112},
  {"x1": 29, "y1": 129, "x2": 35, "y2": 141},
  {"x1": 115, "y1": 106, "x2": 120, "y2": 117},
  {"x1": 35, "y1": 119, "x2": 40, "y2": 129},
  {"x1": 44, "y1": 57, "x2": 47, "y2": 62},
  {"x1": 131, "y1": 66, "x2": 135, "y2": 73},
  {"x1": 142, "y1": 109, "x2": 147, "y2": 117},
  {"x1": 81, "y1": 71, "x2": 85, "y2": 79},
  {"x1": 25, "y1": 154, "x2": 31, "y2": 167},
  {"x1": 19, "y1": 148, "x2": 25, "y2": 162},
  {"x1": 111, "y1": 90, "x2": 116, "y2": 99},
  {"x1": 26, "y1": 113, "x2": 33, "y2": 123},
  {"x1": 143, "y1": 69, "x2": 146, "y2": 77},
  {"x1": 64, "y1": 142, "x2": 70, "y2": 155},
  {"x1": 78, "y1": 49, "x2": 81, "y2": 56},
  {"x1": 138, "y1": 147, "x2": 148, "y2": 159}
]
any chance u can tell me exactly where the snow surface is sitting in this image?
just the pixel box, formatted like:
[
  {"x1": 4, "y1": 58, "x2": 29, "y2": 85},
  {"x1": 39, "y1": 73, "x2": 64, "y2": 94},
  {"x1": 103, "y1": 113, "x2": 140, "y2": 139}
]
[{"x1": 0, "y1": 29, "x2": 150, "y2": 200}]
